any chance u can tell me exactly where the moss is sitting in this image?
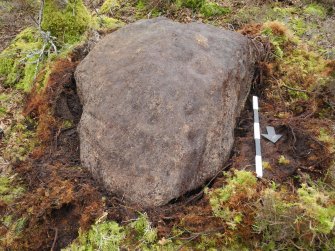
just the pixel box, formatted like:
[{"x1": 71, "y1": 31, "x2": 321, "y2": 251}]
[
  {"x1": 100, "y1": 0, "x2": 120, "y2": 14},
  {"x1": 61, "y1": 120, "x2": 74, "y2": 129},
  {"x1": 261, "y1": 21, "x2": 290, "y2": 58},
  {"x1": 298, "y1": 184, "x2": 335, "y2": 234},
  {"x1": 278, "y1": 155, "x2": 290, "y2": 165},
  {"x1": 3, "y1": 117, "x2": 37, "y2": 162},
  {"x1": 0, "y1": 175, "x2": 25, "y2": 204},
  {"x1": 207, "y1": 171, "x2": 257, "y2": 229},
  {"x1": 92, "y1": 15, "x2": 125, "y2": 31},
  {"x1": 128, "y1": 213, "x2": 157, "y2": 244},
  {"x1": 318, "y1": 128, "x2": 334, "y2": 144},
  {"x1": 65, "y1": 214, "x2": 160, "y2": 250},
  {"x1": 200, "y1": 2, "x2": 230, "y2": 17},
  {"x1": 41, "y1": 0, "x2": 91, "y2": 44},
  {"x1": 290, "y1": 17, "x2": 308, "y2": 36},
  {"x1": 0, "y1": 27, "x2": 43, "y2": 91},
  {"x1": 304, "y1": 3, "x2": 327, "y2": 18},
  {"x1": 136, "y1": 0, "x2": 146, "y2": 10},
  {"x1": 176, "y1": 0, "x2": 205, "y2": 10},
  {"x1": 0, "y1": 216, "x2": 27, "y2": 247},
  {"x1": 263, "y1": 161, "x2": 272, "y2": 170},
  {"x1": 64, "y1": 221, "x2": 125, "y2": 250},
  {"x1": 254, "y1": 181, "x2": 335, "y2": 250}
]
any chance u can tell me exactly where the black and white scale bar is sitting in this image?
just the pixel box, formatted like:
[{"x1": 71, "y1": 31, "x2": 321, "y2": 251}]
[{"x1": 253, "y1": 96, "x2": 263, "y2": 178}]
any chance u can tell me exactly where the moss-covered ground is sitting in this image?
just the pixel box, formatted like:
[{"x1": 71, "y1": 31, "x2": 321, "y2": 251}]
[{"x1": 0, "y1": 0, "x2": 334, "y2": 250}]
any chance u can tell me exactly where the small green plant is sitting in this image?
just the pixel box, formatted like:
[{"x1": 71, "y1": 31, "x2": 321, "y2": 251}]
[
  {"x1": 254, "y1": 181, "x2": 335, "y2": 250},
  {"x1": 129, "y1": 213, "x2": 157, "y2": 244},
  {"x1": 41, "y1": 0, "x2": 91, "y2": 44},
  {"x1": 261, "y1": 22, "x2": 290, "y2": 58},
  {"x1": 263, "y1": 161, "x2": 272, "y2": 170},
  {"x1": 200, "y1": 2, "x2": 230, "y2": 17},
  {"x1": 304, "y1": 3, "x2": 327, "y2": 18},
  {"x1": 0, "y1": 175, "x2": 25, "y2": 204},
  {"x1": 207, "y1": 170, "x2": 257, "y2": 229},
  {"x1": 278, "y1": 155, "x2": 290, "y2": 165},
  {"x1": 63, "y1": 221, "x2": 125, "y2": 250},
  {"x1": 92, "y1": 15, "x2": 125, "y2": 31},
  {"x1": 0, "y1": 216, "x2": 27, "y2": 247},
  {"x1": 0, "y1": 27, "x2": 43, "y2": 91},
  {"x1": 100, "y1": 0, "x2": 120, "y2": 14},
  {"x1": 176, "y1": 0, "x2": 205, "y2": 10}
]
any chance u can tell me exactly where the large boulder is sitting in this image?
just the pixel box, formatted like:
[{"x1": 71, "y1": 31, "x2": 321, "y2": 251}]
[{"x1": 75, "y1": 17, "x2": 262, "y2": 207}]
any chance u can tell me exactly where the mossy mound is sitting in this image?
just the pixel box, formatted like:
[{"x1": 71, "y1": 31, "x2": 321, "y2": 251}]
[
  {"x1": 0, "y1": 28, "x2": 43, "y2": 92},
  {"x1": 41, "y1": 0, "x2": 91, "y2": 44}
]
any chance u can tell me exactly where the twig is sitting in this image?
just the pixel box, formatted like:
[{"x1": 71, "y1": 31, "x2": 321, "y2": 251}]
[
  {"x1": 281, "y1": 84, "x2": 310, "y2": 93},
  {"x1": 38, "y1": 0, "x2": 45, "y2": 31},
  {"x1": 50, "y1": 228, "x2": 58, "y2": 251}
]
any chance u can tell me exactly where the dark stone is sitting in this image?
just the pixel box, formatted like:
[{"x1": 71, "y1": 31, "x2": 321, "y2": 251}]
[{"x1": 75, "y1": 17, "x2": 263, "y2": 207}]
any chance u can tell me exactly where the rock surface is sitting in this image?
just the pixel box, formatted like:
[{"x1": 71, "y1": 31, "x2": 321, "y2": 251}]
[{"x1": 75, "y1": 17, "x2": 262, "y2": 207}]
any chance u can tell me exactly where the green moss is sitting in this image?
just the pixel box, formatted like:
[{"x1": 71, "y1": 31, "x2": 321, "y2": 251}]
[
  {"x1": 200, "y1": 2, "x2": 230, "y2": 17},
  {"x1": 0, "y1": 175, "x2": 25, "y2": 204},
  {"x1": 0, "y1": 216, "x2": 27, "y2": 247},
  {"x1": 136, "y1": 0, "x2": 146, "y2": 10},
  {"x1": 3, "y1": 118, "x2": 37, "y2": 162},
  {"x1": 176, "y1": 0, "x2": 205, "y2": 10},
  {"x1": 304, "y1": 3, "x2": 327, "y2": 18},
  {"x1": 263, "y1": 161, "x2": 272, "y2": 170},
  {"x1": 318, "y1": 128, "x2": 334, "y2": 144},
  {"x1": 207, "y1": 171, "x2": 257, "y2": 229},
  {"x1": 64, "y1": 221, "x2": 125, "y2": 250},
  {"x1": 290, "y1": 17, "x2": 308, "y2": 36},
  {"x1": 92, "y1": 15, "x2": 125, "y2": 31},
  {"x1": 41, "y1": 0, "x2": 91, "y2": 44},
  {"x1": 254, "y1": 181, "x2": 335, "y2": 250},
  {"x1": 261, "y1": 24, "x2": 289, "y2": 58},
  {"x1": 100, "y1": 0, "x2": 120, "y2": 14},
  {"x1": 298, "y1": 184, "x2": 335, "y2": 234},
  {"x1": 129, "y1": 213, "x2": 157, "y2": 244},
  {"x1": 0, "y1": 27, "x2": 43, "y2": 91},
  {"x1": 278, "y1": 155, "x2": 290, "y2": 165}
]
